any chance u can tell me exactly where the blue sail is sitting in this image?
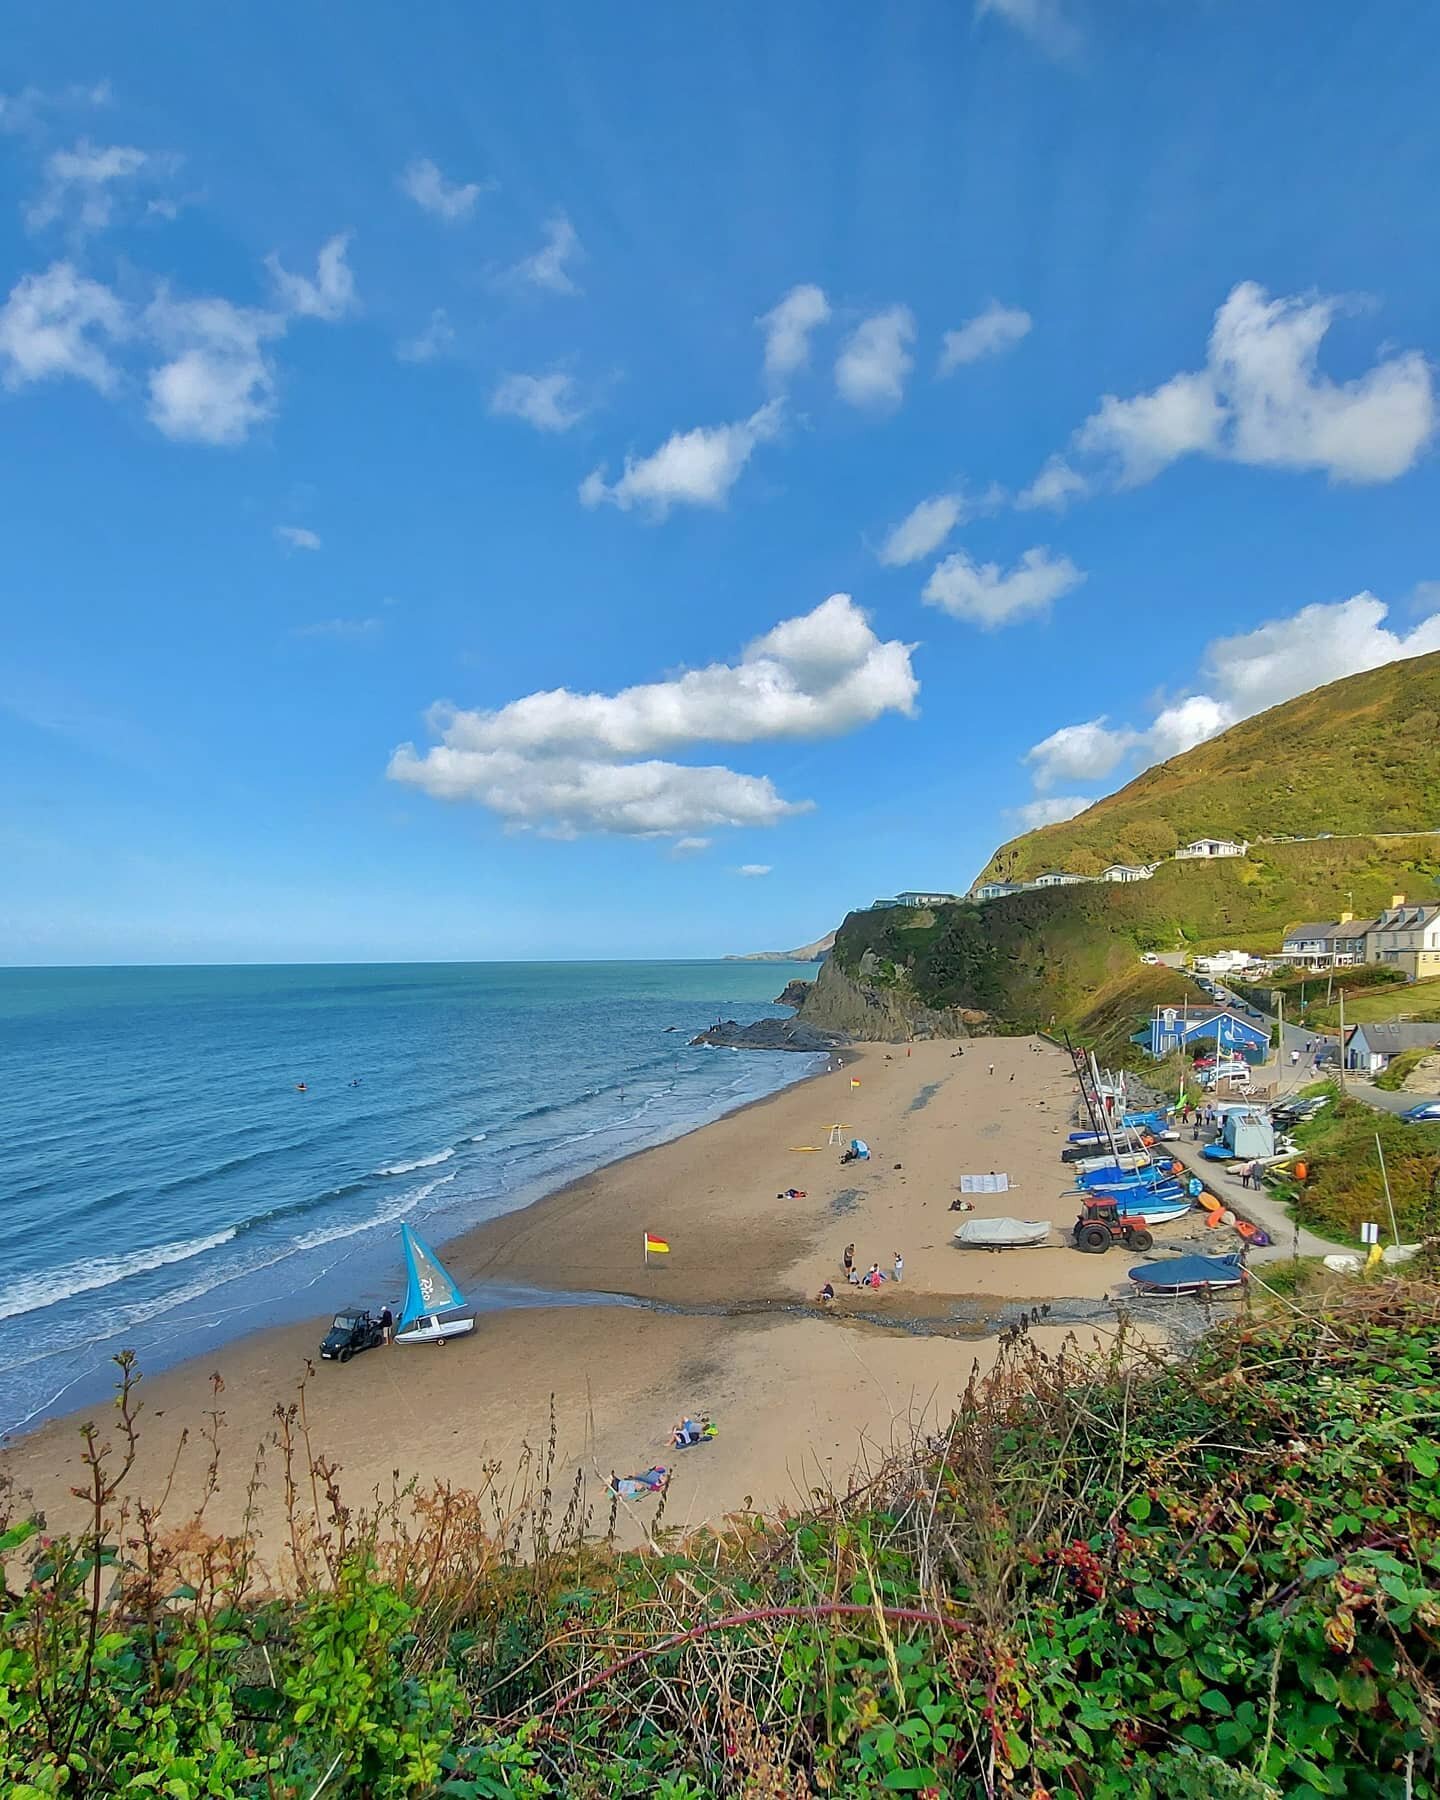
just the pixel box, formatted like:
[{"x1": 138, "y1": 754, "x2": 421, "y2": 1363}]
[{"x1": 397, "y1": 1224, "x2": 466, "y2": 1331}]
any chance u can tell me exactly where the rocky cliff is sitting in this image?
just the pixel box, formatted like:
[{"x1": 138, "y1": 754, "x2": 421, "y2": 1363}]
[{"x1": 795, "y1": 949, "x2": 983, "y2": 1042}]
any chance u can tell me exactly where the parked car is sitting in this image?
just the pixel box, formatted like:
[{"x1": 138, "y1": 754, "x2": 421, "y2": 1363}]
[{"x1": 1400, "y1": 1100, "x2": 1440, "y2": 1125}]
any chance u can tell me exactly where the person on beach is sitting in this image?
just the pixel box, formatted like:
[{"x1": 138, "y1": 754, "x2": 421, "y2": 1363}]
[
  {"x1": 817, "y1": 1281, "x2": 835, "y2": 1304},
  {"x1": 988, "y1": 1062, "x2": 995, "y2": 1076},
  {"x1": 842, "y1": 1243, "x2": 855, "y2": 1278},
  {"x1": 1008, "y1": 1071, "x2": 1015, "y2": 1083},
  {"x1": 379, "y1": 1305, "x2": 394, "y2": 1345},
  {"x1": 893, "y1": 1252, "x2": 903, "y2": 1283}
]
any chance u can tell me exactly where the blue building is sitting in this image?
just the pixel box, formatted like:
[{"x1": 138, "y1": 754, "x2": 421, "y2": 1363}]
[{"x1": 1139, "y1": 1005, "x2": 1270, "y2": 1063}]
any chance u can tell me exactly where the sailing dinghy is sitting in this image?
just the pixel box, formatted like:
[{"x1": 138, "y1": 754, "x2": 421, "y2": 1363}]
[{"x1": 393, "y1": 1223, "x2": 476, "y2": 1345}]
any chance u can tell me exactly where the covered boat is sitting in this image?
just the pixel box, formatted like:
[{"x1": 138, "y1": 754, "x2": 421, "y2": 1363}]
[
  {"x1": 954, "y1": 1217, "x2": 1050, "y2": 1250},
  {"x1": 1128, "y1": 1254, "x2": 1246, "y2": 1297}
]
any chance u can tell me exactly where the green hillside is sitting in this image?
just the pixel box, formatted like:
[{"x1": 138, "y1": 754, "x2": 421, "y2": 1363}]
[
  {"x1": 824, "y1": 834, "x2": 1440, "y2": 1040},
  {"x1": 979, "y1": 649, "x2": 1440, "y2": 884}
]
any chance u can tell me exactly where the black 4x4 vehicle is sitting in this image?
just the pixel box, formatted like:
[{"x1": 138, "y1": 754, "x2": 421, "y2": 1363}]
[{"x1": 319, "y1": 1307, "x2": 386, "y2": 1362}]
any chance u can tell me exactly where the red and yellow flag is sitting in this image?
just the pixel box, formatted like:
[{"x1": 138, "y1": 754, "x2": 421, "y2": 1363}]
[{"x1": 644, "y1": 1234, "x2": 670, "y2": 1255}]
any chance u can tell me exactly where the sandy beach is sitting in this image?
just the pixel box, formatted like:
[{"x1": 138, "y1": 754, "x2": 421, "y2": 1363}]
[{"x1": 1, "y1": 1037, "x2": 1166, "y2": 1565}]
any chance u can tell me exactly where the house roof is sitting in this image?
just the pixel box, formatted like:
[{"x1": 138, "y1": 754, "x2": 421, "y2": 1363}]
[
  {"x1": 1373, "y1": 904, "x2": 1440, "y2": 928},
  {"x1": 1350, "y1": 1023, "x2": 1440, "y2": 1053},
  {"x1": 1154, "y1": 1005, "x2": 1266, "y2": 1032},
  {"x1": 1283, "y1": 922, "x2": 1338, "y2": 941}
]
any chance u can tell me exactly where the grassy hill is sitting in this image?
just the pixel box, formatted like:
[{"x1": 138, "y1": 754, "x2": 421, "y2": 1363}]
[
  {"x1": 823, "y1": 834, "x2": 1440, "y2": 1042},
  {"x1": 979, "y1": 649, "x2": 1440, "y2": 885},
  {"x1": 1306, "y1": 972, "x2": 1440, "y2": 1030}
]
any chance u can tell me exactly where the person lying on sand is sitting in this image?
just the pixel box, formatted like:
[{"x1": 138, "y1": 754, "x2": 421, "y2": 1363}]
[{"x1": 610, "y1": 1466, "x2": 669, "y2": 1498}]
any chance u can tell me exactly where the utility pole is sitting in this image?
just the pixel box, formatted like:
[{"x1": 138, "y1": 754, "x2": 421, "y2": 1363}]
[{"x1": 1337, "y1": 984, "x2": 1346, "y2": 1094}]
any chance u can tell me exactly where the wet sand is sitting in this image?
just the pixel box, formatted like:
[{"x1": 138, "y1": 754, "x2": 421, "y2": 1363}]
[{"x1": 1, "y1": 1038, "x2": 1163, "y2": 1565}]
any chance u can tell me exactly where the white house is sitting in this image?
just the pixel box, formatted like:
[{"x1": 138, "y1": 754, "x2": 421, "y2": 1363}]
[
  {"x1": 1175, "y1": 837, "x2": 1249, "y2": 860},
  {"x1": 894, "y1": 890, "x2": 961, "y2": 907},
  {"x1": 1367, "y1": 898, "x2": 1440, "y2": 982},
  {"x1": 974, "y1": 881, "x2": 1026, "y2": 902},
  {"x1": 1102, "y1": 863, "x2": 1157, "y2": 883},
  {"x1": 1345, "y1": 1021, "x2": 1440, "y2": 1073},
  {"x1": 1032, "y1": 870, "x2": 1091, "y2": 888}
]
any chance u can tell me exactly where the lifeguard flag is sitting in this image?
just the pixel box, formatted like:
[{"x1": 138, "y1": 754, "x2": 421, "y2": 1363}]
[
  {"x1": 644, "y1": 1234, "x2": 670, "y2": 1255},
  {"x1": 850, "y1": 1077, "x2": 861, "y2": 1088}
]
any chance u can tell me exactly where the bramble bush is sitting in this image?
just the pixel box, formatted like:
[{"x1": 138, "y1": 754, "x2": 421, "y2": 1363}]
[{"x1": 3, "y1": 1286, "x2": 1439, "y2": 1795}]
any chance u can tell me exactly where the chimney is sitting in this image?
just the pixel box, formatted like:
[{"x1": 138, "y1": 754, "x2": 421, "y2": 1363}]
[{"x1": 1392, "y1": 894, "x2": 1406, "y2": 908}]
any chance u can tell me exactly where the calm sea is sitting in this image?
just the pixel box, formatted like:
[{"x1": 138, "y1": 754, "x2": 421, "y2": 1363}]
[{"x1": 0, "y1": 961, "x2": 823, "y2": 1438}]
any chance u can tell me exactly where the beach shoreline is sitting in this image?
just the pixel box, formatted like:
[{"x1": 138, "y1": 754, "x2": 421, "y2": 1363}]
[{"x1": 1, "y1": 1036, "x2": 1169, "y2": 1562}]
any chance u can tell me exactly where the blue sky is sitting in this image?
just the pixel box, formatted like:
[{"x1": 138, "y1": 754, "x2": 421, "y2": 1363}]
[{"x1": 3, "y1": 0, "x2": 1439, "y2": 965}]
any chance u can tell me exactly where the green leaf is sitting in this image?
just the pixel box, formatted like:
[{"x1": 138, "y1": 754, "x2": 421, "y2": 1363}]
[
  {"x1": 1128, "y1": 1494, "x2": 1152, "y2": 1523},
  {"x1": 1408, "y1": 1441, "x2": 1438, "y2": 1478},
  {"x1": 882, "y1": 1770, "x2": 940, "y2": 1790}
]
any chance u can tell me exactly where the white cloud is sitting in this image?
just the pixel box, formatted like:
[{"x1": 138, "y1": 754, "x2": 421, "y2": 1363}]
[
  {"x1": 877, "y1": 494, "x2": 965, "y2": 568},
  {"x1": 387, "y1": 592, "x2": 917, "y2": 838},
  {"x1": 490, "y1": 370, "x2": 584, "y2": 433},
  {"x1": 1016, "y1": 454, "x2": 1091, "y2": 512},
  {"x1": 1022, "y1": 589, "x2": 1440, "y2": 798},
  {"x1": 737, "y1": 864, "x2": 772, "y2": 877},
  {"x1": 923, "y1": 546, "x2": 1084, "y2": 628},
  {"x1": 144, "y1": 292, "x2": 282, "y2": 445},
  {"x1": 399, "y1": 157, "x2": 489, "y2": 222},
  {"x1": 1030, "y1": 282, "x2": 1436, "y2": 504},
  {"x1": 294, "y1": 617, "x2": 381, "y2": 640},
  {"x1": 670, "y1": 836, "x2": 711, "y2": 857},
  {"x1": 1076, "y1": 370, "x2": 1226, "y2": 486},
  {"x1": 508, "y1": 213, "x2": 582, "y2": 295},
  {"x1": 581, "y1": 400, "x2": 782, "y2": 517},
  {"x1": 396, "y1": 308, "x2": 453, "y2": 364},
  {"x1": 0, "y1": 261, "x2": 128, "y2": 392},
  {"x1": 835, "y1": 305, "x2": 916, "y2": 409},
  {"x1": 1010, "y1": 795, "x2": 1095, "y2": 828},
  {"x1": 26, "y1": 139, "x2": 152, "y2": 233},
  {"x1": 1024, "y1": 718, "x2": 1136, "y2": 791},
  {"x1": 975, "y1": 0, "x2": 1079, "y2": 56},
  {"x1": 276, "y1": 525, "x2": 321, "y2": 552},
  {"x1": 266, "y1": 233, "x2": 356, "y2": 321},
  {"x1": 938, "y1": 302, "x2": 1032, "y2": 374},
  {"x1": 1145, "y1": 694, "x2": 1231, "y2": 760},
  {"x1": 757, "y1": 283, "x2": 830, "y2": 385}
]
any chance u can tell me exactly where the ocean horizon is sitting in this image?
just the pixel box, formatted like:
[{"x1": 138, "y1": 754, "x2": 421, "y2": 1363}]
[{"x1": 0, "y1": 959, "x2": 825, "y2": 1439}]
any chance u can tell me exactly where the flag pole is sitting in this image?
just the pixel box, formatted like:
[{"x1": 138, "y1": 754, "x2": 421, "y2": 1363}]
[{"x1": 643, "y1": 1234, "x2": 649, "y2": 1269}]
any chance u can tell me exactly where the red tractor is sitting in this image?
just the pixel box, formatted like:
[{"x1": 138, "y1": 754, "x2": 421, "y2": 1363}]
[{"x1": 1072, "y1": 1195, "x2": 1154, "y2": 1254}]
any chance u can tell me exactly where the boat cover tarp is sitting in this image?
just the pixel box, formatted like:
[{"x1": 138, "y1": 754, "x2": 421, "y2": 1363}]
[
  {"x1": 955, "y1": 1217, "x2": 1049, "y2": 1247},
  {"x1": 1129, "y1": 1254, "x2": 1244, "y2": 1290}
]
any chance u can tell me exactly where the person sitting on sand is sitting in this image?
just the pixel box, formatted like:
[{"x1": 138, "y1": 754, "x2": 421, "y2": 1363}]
[
  {"x1": 671, "y1": 1418, "x2": 702, "y2": 1448},
  {"x1": 817, "y1": 1281, "x2": 835, "y2": 1304}
]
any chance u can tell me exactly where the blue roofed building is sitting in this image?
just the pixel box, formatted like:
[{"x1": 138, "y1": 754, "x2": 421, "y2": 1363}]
[{"x1": 1138, "y1": 1004, "x2": 1271, "y2": 1063}]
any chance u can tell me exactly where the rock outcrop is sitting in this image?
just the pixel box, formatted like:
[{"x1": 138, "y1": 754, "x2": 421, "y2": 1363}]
[
  {"x1": 689, "y1": 1016, "x2": 842, "y2": 1052},
  {"x1": 794, "y1": 953, "x2": 982, "y2": 1043},
  {"x1": 773, "y1": 978, "x2": 813, "y2": 1008}
]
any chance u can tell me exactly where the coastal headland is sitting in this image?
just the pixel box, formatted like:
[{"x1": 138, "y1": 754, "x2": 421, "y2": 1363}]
[{"x1": 2, "y1": 1037, "x2": 1161, "y2": 1564}]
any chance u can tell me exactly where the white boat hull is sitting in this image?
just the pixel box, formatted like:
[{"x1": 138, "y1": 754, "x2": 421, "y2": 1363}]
[{"x1": 395, "y1": 1313, "x2": 476, "y2": 1345}]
